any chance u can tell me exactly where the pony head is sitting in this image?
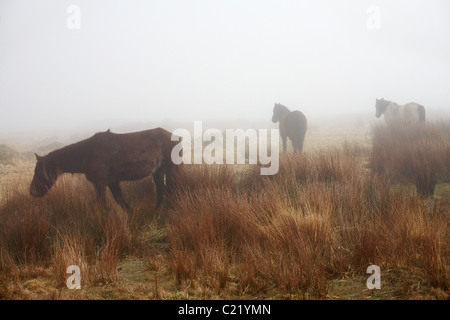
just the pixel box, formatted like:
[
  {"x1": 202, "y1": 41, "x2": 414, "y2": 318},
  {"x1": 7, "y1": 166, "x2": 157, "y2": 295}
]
[
  {"x1": 30, "y1": 154, "x2": 58, "y2": 197},
  {"x1": 272, "y1": 103, "x2": 285, "y2": 123},
  {"x1": 375, "y1": 98, "x2": 389, "y2": 118}
]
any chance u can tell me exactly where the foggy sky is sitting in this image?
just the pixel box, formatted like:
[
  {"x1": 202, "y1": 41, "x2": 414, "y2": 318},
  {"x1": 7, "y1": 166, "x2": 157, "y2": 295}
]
[{"x1": 1, "y1": 0, "x2": 450, "y2": 134}]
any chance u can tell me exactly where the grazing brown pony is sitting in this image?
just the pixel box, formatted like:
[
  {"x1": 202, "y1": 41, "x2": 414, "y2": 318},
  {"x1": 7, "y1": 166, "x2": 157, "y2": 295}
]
[
  {"x1": 272, "y1": 103, "x2": 307, "y2": 152},
  {"x1": 30, "y1": 128, "x2": 179, "y2": 211}
]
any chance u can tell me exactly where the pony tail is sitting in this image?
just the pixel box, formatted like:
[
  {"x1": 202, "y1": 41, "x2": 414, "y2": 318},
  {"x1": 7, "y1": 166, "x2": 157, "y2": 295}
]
[{"x1": 418, "y1": 105, "x2": 426, "y2": 123}]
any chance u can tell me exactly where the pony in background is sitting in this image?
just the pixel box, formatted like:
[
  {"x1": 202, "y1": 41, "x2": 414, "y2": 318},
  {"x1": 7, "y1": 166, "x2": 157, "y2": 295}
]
[
  {"x1": 375, "y1": 98, "x2": 426, "y2": 125},
  {"x1": 272, "y1": 103, "x2": 307, "y2": 152}
]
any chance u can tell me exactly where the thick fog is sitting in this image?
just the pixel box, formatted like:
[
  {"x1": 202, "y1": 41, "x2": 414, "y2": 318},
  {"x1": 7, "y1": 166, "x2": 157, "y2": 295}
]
[{"x1": 1, "y1": 0, "x2": 450, "y2": 135}]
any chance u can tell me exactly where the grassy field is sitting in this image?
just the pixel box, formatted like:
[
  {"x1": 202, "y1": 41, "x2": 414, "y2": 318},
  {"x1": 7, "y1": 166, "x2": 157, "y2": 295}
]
[{"x1": 0, "y1": 119, "x2": 449, "y2": 300}]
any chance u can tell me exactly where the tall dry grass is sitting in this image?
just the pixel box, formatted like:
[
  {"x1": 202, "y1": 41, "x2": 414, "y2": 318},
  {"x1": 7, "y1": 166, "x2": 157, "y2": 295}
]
[
  {"x1": 166, "y1": 147, "x2": 449, "y2": 297},
  {"x1": 0, "y1": 125, "x2": 448, "y2": 299},
  {"x1": 370, "y1": 122, "x2": 450, "y2": 197},
  {"x1": 0, "y1": 174, "x2": 150, "y2": 296}
]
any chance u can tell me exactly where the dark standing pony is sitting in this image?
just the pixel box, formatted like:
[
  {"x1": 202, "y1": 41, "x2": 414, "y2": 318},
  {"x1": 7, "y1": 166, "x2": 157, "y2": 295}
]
[
  {"x1": 272, "y1": 103, "x2": 307, "y2": 152},
  {"x1": 30, "y1": 127, "x2": 179, "y2": 211}
]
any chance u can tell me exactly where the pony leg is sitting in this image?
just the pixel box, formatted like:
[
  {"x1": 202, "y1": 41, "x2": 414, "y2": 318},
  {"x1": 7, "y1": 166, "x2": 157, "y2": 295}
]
[
  {"x1": 94, "y1": 184, "x2": 107, "y2": 207},
  {"x1": 293, "y1": 138, "x2": 304, "y2": 152},
  {"x1": 281, "y1": 135, "x2": 287, "y2": 153},
  {"x1": 164, "y1": 163, "x2": 176, "y2": 194},
  {"x1": 152, "y1": 166, "x2": 166, "y2": 209},
  {"x1": 109, "y1": 182, "x2": 131, "y2": 212}
]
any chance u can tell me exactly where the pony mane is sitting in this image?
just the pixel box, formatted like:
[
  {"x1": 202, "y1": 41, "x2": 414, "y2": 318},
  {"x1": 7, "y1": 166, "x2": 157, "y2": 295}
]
[
  {"x1": 275, "y1": 103, "x2": 290, "y2": 113},
  {"x1": 94, "y1": 129, "x2": 112, "y2": 137},
  {"x1": 45, "y1": 129, "x2": 112, "y2": 159}
]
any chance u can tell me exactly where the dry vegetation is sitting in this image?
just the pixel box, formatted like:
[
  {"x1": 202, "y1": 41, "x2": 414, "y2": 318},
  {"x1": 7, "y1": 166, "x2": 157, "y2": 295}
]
[
  {"x1": 0, "y1": 121, "x2": 449, "y2": 300},
  {"x1": 371, "y1": 122, "x2": 450, "y2": 197}
]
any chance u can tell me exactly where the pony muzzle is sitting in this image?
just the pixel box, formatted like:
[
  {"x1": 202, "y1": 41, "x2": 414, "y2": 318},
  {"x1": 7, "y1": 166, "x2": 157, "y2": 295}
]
[
  {"x1": 30, "y1": 186, "x2": 45, "y2": 197},
  {"x1": 30, "y1": 185, "x2": 47, "y2": 197}
]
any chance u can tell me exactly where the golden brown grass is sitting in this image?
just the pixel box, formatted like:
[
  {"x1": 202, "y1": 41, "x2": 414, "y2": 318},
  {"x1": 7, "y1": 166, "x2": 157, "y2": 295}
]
[
  {"x1": 371, "y1": 122, "x2": 450, "y2": 197},
  {"x1": 0, "y1": 122, "x2": 449, "y2": 300},
  {"x1": 165, "y1": 146, "x2": 448, "y2": 298}
]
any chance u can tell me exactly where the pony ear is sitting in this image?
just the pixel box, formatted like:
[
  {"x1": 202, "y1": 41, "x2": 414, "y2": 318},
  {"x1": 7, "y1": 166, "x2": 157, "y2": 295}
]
[{"x1": 35, "y1": 153, "x2": 43, "y2": 162}]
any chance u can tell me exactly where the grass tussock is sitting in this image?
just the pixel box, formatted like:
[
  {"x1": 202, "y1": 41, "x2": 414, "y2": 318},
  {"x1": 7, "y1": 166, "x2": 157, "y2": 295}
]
[{"x1": 371, "y1": 122, "x2": 450, "y2": 197}]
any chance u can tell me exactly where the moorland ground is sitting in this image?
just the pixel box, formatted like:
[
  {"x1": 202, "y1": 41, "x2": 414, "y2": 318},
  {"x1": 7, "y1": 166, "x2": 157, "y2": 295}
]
[{"x1": 0, "y1": 115, "x2": 448, "y2": 300}]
